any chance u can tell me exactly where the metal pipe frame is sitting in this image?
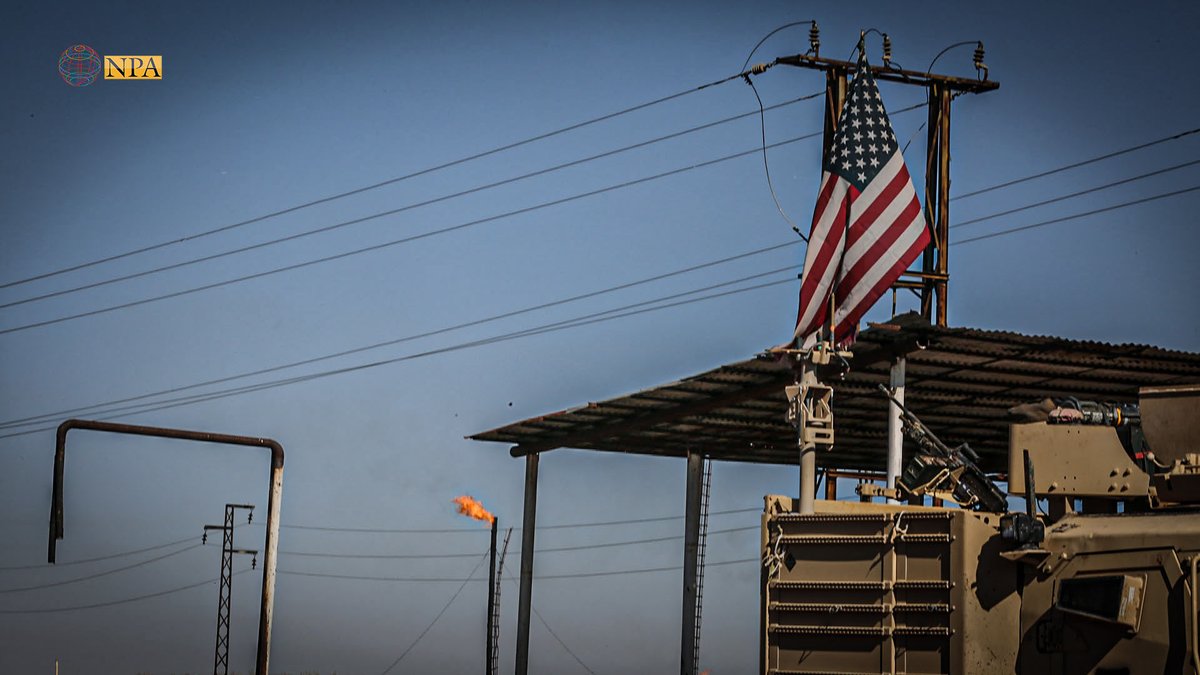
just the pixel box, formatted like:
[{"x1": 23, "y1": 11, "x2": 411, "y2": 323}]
[{"x1": 48, "y1": 419, "x2": 284, "y2": 675}]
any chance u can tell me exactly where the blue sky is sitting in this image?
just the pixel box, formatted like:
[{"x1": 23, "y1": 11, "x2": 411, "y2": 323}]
[{"x1": 2, "y1": 1, "x2": 1199, "y2": 673}]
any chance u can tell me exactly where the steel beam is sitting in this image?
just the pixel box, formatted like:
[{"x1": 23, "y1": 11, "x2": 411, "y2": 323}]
[
  {"x1": 510, "y1": 380, "x2": 785, "y2": 457},
  {"x1": 886, "y1": 358, "x2": 907, "y2": 504},
  {"x1": 514, "y1": 453, "x2": 539, "y2": 675},
  {"x1": 681, "y1": 451, "x2": 704, "y2": 675}
]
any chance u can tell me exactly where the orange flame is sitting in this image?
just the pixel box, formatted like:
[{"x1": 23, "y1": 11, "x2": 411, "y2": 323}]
[{"x1": 453, "y1": 495, "x2": 495, "y2": 525}]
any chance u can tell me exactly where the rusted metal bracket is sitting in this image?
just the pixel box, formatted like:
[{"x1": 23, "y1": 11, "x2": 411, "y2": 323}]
[
  {"x1": 48, "y1": 419, "x2": 284, "y2": 675},
  {"x1": 774, "y1": 52, "x2": 1000, "y2": 93}
]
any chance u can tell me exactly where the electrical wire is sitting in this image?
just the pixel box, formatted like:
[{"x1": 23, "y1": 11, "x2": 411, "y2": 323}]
[
  {"x1": 0, "y1": 241, "x2": 800, "y2": 430},
  {"x1": 740, "y1": 21, "x2": 815, "y2": 73},
  {"x1": 951, "y1": 158, "x2": 1200, "y2": 230},
  {"x1": 3, "y1": 161, "x2": 1189, "y2": 436},
  {"x1": 954, "y1": 183, "x2": 1200, "y2": 245},
  {"x1": 530, "y1": 602, "x2": 598, "y2": 675},
  {"x1": 0, "y1": 543, "x2": 201, "y2": 593},
  {"x1": 0, "y1": 534, "x2": 198, "y2": 570},
  {"x1": 378, "y1": 551, "x2": 489, "y2": 675},
  {"x1": 279, "y1": 525, "x2": 758, "y2": 559},
  {"x1": 0, "y1": 95, "x2": 821, "y2": 311},
  {"x1": 280, "y1": 556, "x2": 758, "y2": 584},
  {"x1": 273, "y1": 508, "x2": 760, "y2": 535},
  {"x1": 0, "y1": 569, "x2": 251, "y2": 614},
  {"x1": 501, "y1": 571, "x2": 597, "y2": 675},
  {"x1": 535, "y1": 557, "x2": 756, "y2": 580},
  {"x1": 2, "y1": 136, "x2": 1192, "y2": 433},
  {"x1": 0, "y1": 135, "x2": 820, "y2": 338},
  {"x1": 0, "y1": 71, "x2": 758, "y2": 291},
  {"x1": 744, "y1": 76, "x2": 805, "y2": 239},
  {"x1": 953, "y1": 126, "x2": 1200, "y2": 201},
  {"x1": 0, "y1": 270, "x2": 799, "y2": 440},
  {"x1": 925, "y1": 40, "x2": 980, "y2": 75},
  {"x1": 0, "y1": 515, "x2": 759, "y2": 577}
]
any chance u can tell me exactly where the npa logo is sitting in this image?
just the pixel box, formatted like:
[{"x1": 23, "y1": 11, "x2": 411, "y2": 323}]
[{"x1": 58, "y1": 44, "x2": 162, "y2": 86}]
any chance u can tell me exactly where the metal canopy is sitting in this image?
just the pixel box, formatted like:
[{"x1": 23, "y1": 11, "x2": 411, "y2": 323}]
[{"x1": 470, "y1": 314, "x2": 1200, "y2": 472}]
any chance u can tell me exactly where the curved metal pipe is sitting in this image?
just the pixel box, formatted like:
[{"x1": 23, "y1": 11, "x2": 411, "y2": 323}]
[{"x1": 49, "y1": 418, "x2": 284, "y2": 675}]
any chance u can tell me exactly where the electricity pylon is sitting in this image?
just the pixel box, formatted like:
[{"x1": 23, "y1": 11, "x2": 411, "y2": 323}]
[{"x1": 203, "y1": 503, "x2": 257, "y2": 675}]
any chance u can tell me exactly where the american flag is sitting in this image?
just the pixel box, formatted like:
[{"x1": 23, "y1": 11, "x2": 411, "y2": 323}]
[{"x1": 792, "y1": 53, "x2": 929, "y2": 346}]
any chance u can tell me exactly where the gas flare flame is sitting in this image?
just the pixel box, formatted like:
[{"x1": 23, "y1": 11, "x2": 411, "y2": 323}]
[{"x1": 453, "y1": 495, "x2": 494, "y2": 525}]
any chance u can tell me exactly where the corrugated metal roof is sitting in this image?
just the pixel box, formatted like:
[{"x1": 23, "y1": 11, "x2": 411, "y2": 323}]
[{"x1": 470, "y1": 314, "x2": 1200, "y2": 472}]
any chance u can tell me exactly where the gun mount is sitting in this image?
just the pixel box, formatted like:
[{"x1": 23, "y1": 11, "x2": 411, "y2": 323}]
[{"x1": 876, "y1": 383, "x2": 1009, "y2": 512}]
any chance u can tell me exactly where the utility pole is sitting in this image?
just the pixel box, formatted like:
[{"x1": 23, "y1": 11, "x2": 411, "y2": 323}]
[
  {"x1": 203, "y1": 503, "x2": 258, "y2": 675},
  {"x1": 773, "y1": 37, "x2": 998, "y2": 327}
]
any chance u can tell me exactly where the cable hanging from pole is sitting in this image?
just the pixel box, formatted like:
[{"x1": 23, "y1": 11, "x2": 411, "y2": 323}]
[{"x1": 0, "y1": 68, "x2": 764, "y2": 292}]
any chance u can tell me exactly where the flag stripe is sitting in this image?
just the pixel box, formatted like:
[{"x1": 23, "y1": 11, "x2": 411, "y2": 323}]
[
  {"x1": 794, "y1": 175, "x2": 850, "y2": 338},
  {"x1": 839, "y1": 207, "x2": 928, "y2": 312},
  {"x1": 836, "y1": 220, "x2": 929, "y2": 338},
  {"x1": 792, "y1": 59, "x2": 931, "y2": 347},
  {"x1": 839, "y1": 190, "x2": 924, "y2": 293}
]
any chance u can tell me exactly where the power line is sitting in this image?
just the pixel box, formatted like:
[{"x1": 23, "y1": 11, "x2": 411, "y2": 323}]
[
  {"x1": 0, "y1": 568, "x2": 251, "y2": 614},
  {"x1": 0, "y1": 534, "x2": 197, "y2": 570},
  {"x1": 0, "y1": 111, "x2": 1164, "y2": 340},
  {"x1": 536, "y1": 556, "x2": 757, "y2": 580},
  {"x1": 501, "y1": 571, "x2": 597, "y2": 675},
  {"x1": 0, "y1": 70, "x2": 759, "y2": 291},
  {"x1": 2, "y1": 169, "x2": 1190, "y2": 439},
  {"x1": 955, "y1": 183, "x2": 1200, "y2": 245},
  {"x1": 951, "y1": 158, "x2": 1200, "y2": 230},
  {"x1": 0, "y1": 270, "x2": 798, "y2": 440},
  {"x1": 279, "y1": 525, "x2": 758, "y2": 559},
  {"x1": 5, "y1": 165, "x2": 1188, "y2": 435},
  {"x1": 0, "y1": 135, "x2": 818, "y2": 338},
  {"x1": 953, "y1": 126, "x2": 1200, "y2": 201},
  {"x1": 275, "y1": 507, "x2": 761, "y2": 535},
  {"x1": 279, "y1": 556, "x2": 758, "y2": 584},
  {"x1": 0, "y1": 543, "x2": 201, "y2": 594},
  {"x1": 7, "y1": 148, "x2": 1190, "y2": 429},
  {"x1": 378, "y1": 551, "x2": 490, "y2": 675},
  {"x1": 0, "y1": 268, "x2": 795, "y2": 435},
  {"x1": 0, "y1": 241, "x2": 800, "y2": 430},
  {"x1": 530, "y1": 601, "x2": 597, "y2": 675},
  {"x1": 0, "y1": 514, "x2": 760, "y2": 578},
  {"x1": 0, "y1": 94, "x2": 822, "y2": 311}
]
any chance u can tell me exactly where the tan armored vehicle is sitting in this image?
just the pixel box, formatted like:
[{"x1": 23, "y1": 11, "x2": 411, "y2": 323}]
[{"x1": 761, "y1": 384, "x2": 1200, "y2": 674}]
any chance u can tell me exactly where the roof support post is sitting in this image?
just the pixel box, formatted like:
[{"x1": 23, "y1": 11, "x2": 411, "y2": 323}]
[
  {"x1": 886, "y1": 358, "x2": 907, "y2": 504},
  {"x1": 514, "y1": 452, "x2": 539, "y2": 675},
  {"x1": 681, "y1": 450, "x2": 704, "y2": 675},
  {"x1": 796, "y1": 363, "x2": 821, "y2": 515}
]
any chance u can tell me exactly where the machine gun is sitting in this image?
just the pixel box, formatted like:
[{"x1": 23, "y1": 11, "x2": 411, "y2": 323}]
[{"x1": 877, "y1": 384, "x2": 1009, "y2": 512}]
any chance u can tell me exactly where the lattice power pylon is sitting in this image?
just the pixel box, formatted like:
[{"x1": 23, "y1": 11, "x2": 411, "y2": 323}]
[{"x1": 203, "y1": 503, "x2": 257, "y2": 675}]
